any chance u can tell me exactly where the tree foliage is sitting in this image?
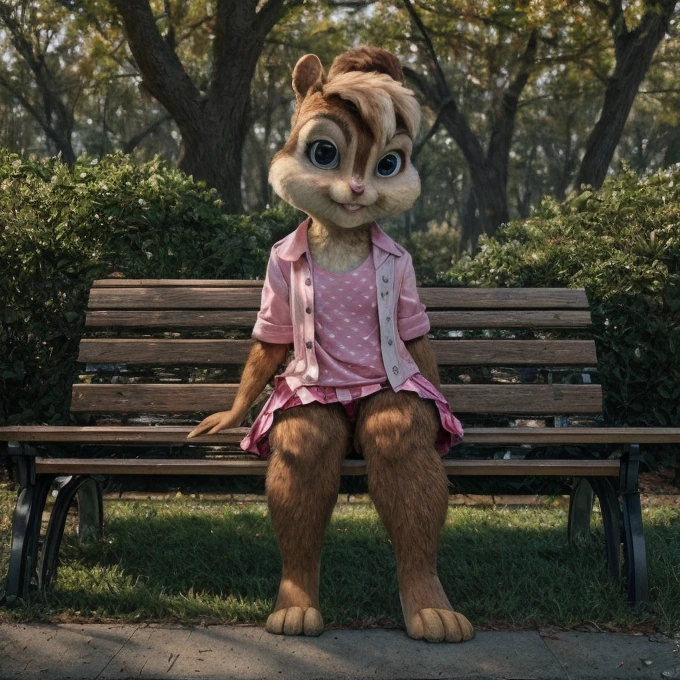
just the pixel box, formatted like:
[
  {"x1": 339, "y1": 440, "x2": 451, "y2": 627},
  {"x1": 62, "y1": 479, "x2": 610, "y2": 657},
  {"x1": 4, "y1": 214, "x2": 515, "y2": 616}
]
[
  {"x1": 0, "y1": 150, "x2": 299, "y2": 424},
  {"x1": 1, "y1": 0, "x2": 679, "y2": 239},
  {"x1": 449, "y1": 166, "x2": 680, "y2": 468}
]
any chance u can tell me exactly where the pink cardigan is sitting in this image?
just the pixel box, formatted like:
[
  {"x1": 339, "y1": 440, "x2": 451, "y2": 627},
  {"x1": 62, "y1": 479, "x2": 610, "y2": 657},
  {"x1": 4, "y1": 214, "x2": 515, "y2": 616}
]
[{"x1": 252, "y1": 219, "x2": 431, "y2": 391}]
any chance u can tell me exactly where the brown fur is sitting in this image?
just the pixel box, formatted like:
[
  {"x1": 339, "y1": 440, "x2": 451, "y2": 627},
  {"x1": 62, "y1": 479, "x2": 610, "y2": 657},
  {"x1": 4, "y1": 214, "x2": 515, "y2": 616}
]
[
  {"x1": 328, "y1": 46, "x2": 405, "y2": 84},
  {"x1": 354, "y1": 390, "x2": 473, "y2": 643},
  {"x1": 266, "y1": 402, "x2": 351, "y2": 635},
  {"x1": 307, "y1": 219, "x2": 371, "y2": 273},
  {"x1": 292, "y1": 53, "x2": 325, "y2": 101},
  {"x1": 269, "y1": 63, "x2": 421, "y2": 244},
  {"x1": 405, "y1": 336, "x2": 442, "y2": 389}
]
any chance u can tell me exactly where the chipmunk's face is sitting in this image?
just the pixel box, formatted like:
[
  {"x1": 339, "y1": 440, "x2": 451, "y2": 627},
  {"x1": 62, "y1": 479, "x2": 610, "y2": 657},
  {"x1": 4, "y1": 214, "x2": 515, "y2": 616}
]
[{"x1": 270, "y1": 55, "x2": 421, "y2": 230}]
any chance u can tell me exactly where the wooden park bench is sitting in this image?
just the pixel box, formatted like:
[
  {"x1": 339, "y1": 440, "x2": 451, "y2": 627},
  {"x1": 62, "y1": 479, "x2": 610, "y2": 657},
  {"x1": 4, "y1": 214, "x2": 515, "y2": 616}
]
[{"x1": 2, "y1": 279, "x2": 680, "y2": 605}]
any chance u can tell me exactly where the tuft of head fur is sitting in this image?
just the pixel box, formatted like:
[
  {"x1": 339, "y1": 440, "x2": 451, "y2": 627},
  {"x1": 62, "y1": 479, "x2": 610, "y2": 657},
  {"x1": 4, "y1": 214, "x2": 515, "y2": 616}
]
[
  {"x1": 323, "y1": 71, "x2": 420, "y2": 146},
  {"x1": 327, "y1": 46, "x2": 404, "y2": 84}
]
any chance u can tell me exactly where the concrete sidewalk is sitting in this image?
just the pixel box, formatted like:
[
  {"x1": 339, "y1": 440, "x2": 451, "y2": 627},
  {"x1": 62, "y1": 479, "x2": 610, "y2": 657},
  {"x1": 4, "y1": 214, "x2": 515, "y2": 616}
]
[{"x1": 1, "y1": 624, "x2": 679, "y2": 680}]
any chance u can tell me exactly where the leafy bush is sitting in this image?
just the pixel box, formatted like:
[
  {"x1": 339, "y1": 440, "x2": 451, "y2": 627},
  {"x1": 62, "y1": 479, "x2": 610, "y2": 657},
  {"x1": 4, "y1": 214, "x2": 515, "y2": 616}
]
[
  {"x1": 405, "y1": 220, "x2": 460, "y2": 285},
  {"x1": 0, "y1": 151, "x2": 300, "y2": 425},
  {"x1": 450, "y1": 167, "x2": 680, "y2": 469}
]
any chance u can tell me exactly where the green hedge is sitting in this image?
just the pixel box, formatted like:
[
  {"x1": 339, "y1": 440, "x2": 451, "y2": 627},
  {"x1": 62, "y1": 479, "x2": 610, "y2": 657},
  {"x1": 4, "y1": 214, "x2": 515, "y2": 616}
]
[
  {"x1": 0, "y1": 151, "x2": 300, "y2": 425},
  {"x1": 450, "y1": 167, "x2": 680, "y2": 469}
]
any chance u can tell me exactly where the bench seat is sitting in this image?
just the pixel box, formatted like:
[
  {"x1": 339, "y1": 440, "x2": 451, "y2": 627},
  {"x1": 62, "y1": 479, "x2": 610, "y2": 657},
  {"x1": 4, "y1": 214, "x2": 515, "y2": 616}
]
[{"x1": 3, "y1": 425, "x2": 680, "y2": 445}]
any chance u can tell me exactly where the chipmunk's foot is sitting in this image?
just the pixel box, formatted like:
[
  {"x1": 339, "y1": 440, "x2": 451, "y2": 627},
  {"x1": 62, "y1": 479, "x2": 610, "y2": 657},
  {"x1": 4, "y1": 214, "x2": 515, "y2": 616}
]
[
  {"x1": 266, "y1": 606, "x2": 324, "y2": 637},
  {"x1": 406, "y1": 608, "x2": 474, "y2": 643}
]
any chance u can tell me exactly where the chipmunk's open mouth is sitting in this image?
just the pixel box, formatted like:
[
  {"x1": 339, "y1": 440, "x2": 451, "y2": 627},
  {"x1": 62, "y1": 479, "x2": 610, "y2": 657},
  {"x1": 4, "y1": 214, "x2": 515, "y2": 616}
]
[{"x1": 341, "y1": 203, "x2": 364, "y2": 213}]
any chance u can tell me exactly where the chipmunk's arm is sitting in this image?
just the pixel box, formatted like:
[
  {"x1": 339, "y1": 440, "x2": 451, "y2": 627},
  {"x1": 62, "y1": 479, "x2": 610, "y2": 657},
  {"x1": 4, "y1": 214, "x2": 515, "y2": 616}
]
[
  {"x1": 405, "y1": 335, "x2": 441, "y2": 389},
  {"x1": 187, "y1": 340, "x2": 288, "y2": 438}
]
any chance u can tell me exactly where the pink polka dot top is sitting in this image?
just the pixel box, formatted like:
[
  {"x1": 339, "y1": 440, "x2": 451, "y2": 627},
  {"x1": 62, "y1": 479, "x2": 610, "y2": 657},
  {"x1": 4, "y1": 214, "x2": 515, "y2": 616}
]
[{"x1": 313, "y1": 254, "x2": 388, "y2": 386}]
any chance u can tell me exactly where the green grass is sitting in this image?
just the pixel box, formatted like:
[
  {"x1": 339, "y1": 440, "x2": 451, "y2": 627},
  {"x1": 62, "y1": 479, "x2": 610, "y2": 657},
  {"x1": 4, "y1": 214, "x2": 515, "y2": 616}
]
[{"x1": 1, "y1": 490, "x2": 678, "y2": 634}]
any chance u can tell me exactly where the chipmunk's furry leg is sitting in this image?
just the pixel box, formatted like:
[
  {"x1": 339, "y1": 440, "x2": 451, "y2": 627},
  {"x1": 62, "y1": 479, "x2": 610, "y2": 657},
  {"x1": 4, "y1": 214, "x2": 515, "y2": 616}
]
[
  {"x1": 265, "y1": 401, "x2": 350, "y2": 636},
  {"x1": 355, "y1": 389, "x2": 474, "y2": 643}
]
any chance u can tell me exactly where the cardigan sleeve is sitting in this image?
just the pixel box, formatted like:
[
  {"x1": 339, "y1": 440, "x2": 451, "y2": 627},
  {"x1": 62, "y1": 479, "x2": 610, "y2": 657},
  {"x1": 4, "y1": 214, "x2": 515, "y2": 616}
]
[
  {"x1": 252, "y1": 249, "x2": 294, "y2": 344},
  {"x1": 397, "y1": 252, "x2": 431, "y2": 341}
]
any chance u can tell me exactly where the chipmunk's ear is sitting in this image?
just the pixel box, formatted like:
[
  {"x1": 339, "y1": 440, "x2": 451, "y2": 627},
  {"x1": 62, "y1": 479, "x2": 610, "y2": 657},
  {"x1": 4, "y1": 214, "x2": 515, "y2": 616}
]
[{"x1": 292, "y1": 54, "x2": 326, "y2": 102}]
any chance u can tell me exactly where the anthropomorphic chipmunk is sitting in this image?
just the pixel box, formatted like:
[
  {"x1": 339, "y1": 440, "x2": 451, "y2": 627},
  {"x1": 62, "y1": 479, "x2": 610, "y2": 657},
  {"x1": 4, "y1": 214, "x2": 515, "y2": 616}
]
[{"x1": 188, "y1": 46, "x2": 473, "y2": 644}]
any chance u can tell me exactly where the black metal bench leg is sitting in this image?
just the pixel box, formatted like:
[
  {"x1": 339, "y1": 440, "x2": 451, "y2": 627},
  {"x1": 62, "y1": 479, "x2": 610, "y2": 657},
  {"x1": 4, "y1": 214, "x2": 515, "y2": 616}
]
[
  {"x1": 77, "y1": 477, "x2": 103, "y2": 543},
  {"x1": 589, "y1": 477, "x2": 621, "y2": 579},
  {"x1": 568, "y1": 477, "x2": 594, "y2": 541},
  {"x1": 5, "y1": 449, "x2": 54, "y2": 601},
  {"x1": 39, "y1": 475, "x2": 102, "y2": 589},
  {"x1": 620, "y1": 444, "x2": 649, "y2": 605}
]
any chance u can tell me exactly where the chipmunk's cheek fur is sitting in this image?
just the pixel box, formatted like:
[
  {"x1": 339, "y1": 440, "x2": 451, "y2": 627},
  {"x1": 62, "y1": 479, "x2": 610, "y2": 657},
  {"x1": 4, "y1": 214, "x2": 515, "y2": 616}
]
[
  {"x1": 376, "y1": 168, "x2": 421, "y2": 216},
  {"x1": 269, "y1": 156, "x2": 329, "y2": 214}
]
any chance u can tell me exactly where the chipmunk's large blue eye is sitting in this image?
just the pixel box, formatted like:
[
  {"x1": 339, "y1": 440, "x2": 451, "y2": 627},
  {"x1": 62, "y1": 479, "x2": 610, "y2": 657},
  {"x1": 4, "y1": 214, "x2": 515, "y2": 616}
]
[
  {"x1": 376, "y1": 151, "x2": 403, "y2": 177},
  {"x1": 308, "y1": 140, "x2": 339, "y2": 169}
]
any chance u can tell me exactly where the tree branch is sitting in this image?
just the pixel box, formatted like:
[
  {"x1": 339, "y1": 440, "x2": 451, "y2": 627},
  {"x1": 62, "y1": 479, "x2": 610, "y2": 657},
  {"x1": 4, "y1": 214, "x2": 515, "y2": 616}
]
[
  {"x1": 505, "y1": 30, "x2": 538, "y2": 105},
  {"x1": 575, "y1": 0, "x2": 679, "y2": 188},
  {"x1": 411, "y1": 100, "x2": 451, "y2": 161},
  {"x1": 401, "y1": 7, "x2": 486, "y2": 171},
  {"x1": 0, "y1": 68, "x2": 46, "y2": 127},
  {"x1": 0, "y1": 2, "x2": 75, "y2": 160},
  {"x1": 122, "y1": 114, "x2": 173, "y2": 153},
  {"x1": 111, "y1": 0, "x2": 203, "y2": 134},
  {"x1": 401, "y1": 0, "x2": 450, "y2": 98}
]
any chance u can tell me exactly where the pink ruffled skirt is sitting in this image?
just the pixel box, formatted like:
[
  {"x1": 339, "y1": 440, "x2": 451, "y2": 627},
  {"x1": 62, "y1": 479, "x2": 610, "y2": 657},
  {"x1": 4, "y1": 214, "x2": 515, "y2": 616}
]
[{"x1": 240, "y1": 374, "x2": 464, "y2": 459}]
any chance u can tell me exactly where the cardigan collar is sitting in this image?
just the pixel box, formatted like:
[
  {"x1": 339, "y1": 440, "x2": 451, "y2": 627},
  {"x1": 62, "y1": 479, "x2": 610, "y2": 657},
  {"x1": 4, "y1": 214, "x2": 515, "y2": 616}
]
[{"x1": 276, "y1": 218, "x2": 402, "y2": 263}]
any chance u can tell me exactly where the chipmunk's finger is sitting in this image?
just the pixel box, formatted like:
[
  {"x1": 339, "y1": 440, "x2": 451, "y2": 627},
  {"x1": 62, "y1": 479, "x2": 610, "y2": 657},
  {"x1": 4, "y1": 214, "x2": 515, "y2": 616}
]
[{"x1": 186, "y1": 420, "x2": 215, "y2": 439}]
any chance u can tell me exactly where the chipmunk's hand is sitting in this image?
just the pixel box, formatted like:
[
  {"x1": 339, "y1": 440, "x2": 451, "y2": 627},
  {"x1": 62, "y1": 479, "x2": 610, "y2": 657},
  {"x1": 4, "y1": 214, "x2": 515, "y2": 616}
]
[{"x1": 187, "y1": 410, "x2": 241, "y2": 439}]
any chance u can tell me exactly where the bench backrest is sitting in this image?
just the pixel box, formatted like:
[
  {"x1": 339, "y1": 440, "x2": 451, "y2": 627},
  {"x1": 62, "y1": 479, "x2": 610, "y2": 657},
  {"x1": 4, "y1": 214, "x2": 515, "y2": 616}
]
[{"x1": 74, "y1": 280, "x2": 600, "y2": 433}]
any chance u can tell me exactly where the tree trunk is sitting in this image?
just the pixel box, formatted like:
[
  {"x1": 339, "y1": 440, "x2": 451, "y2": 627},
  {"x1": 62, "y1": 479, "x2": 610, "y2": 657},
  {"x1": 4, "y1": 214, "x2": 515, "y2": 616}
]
[
  {"x1": 113, "y1": 0, "x2": 300, "y2": 214},
  {"x1": 177, "y1": 121, "x2": 245, "y2": 212},
  {"x1": 575, "y1": 0, "x2": 677, "y2": 188},
  {"x1": 460, "y1": 164, "x2": 510, "y2": 250}
]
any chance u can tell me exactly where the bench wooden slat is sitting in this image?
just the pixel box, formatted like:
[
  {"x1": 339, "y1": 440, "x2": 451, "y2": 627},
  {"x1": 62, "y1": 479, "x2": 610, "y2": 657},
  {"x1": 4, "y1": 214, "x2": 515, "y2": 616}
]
[
  {"x1": 78, "y1": 339, "x2": 598, "y2": 367},
  {"x1": 88, "y1": 288, "x2": 264, "y2": 310},
  {"x1": 92, "y1": 280, "x2": 590, "y2": 309},
  {"x1": 85, "y1": 310, "x2": 260, "y2": 328},
  {"x1": 4, "y1": 425, "x2": 680, "y2": 445},
  {"x1": 70, "y1": 384, "x2": 602, "y2": 415},
  {"x1": 84, "y1": 309, "x2": 593, "y2": 329},
  {"x1": 418, "y1": 288, "x2": 590, "y2": 309},
  {"x1": 92, "y1": 279, "x2": 264, "y2": 288},
  {"x1": 427, "y1": 310, "x2": 593, "y2": 328},
  {"x1": 88, "y1": 287, "x2": 590, "y2": 311},
  {"x1": 33, "y1": 457, "x2": 621, "y2": 477},
  {"x1": 90, "y1": 280, "x2": 593, "y2": 312}
]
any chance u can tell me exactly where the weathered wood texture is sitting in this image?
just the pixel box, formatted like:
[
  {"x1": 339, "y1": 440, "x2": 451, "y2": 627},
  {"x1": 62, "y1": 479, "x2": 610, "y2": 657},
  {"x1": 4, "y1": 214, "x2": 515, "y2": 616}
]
[
  {"x1": 85, "y1": 309, "x2": 593, "y2": 329},
  {"x1": 92, "y1": 279, "x2": 265, "y2": 288},
  {"x1": 70, "y1": 383, "x2": 603, "y2": 415},
  {"x1": 88, "y1": 287, "x2": 264, "y2": 310},
  {"x1": 78, "y1": 339, "x2": 598, "y2": 367},
  {"x1": 34, "y1": 457, "x2": 621, "y2": 477},
  {"x1": 5, "y1": 425, "x2": 680, "y2": 445},
  {"x1": 88, "y1": 285, "x2": 590, "y2": 311}
]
